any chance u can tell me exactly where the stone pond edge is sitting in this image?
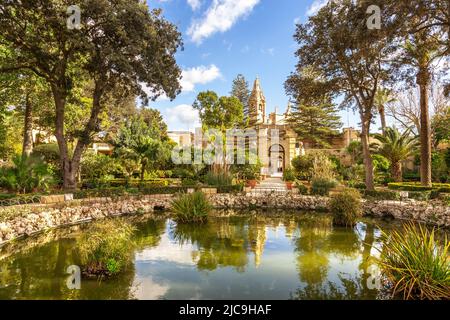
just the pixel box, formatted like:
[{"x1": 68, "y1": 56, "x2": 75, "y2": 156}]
[{"x1": 0, "y1": 193, "x2": 449, "y2": 247}]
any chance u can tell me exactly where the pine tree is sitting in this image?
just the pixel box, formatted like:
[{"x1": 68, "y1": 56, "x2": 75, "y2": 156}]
[
  {"x1": 288, "y1": 99, "x2": 342, "y2": 149},
  {"x1": 230, "y1": 74, "x2": 250, "y2": 124}
]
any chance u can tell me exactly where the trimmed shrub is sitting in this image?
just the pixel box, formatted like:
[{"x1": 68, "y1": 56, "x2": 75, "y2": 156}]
[
  {"x1": 361, "y1": 189, "x2": 400, "y2": 201},
  {"x1": 378, "y1": 222, "x2": 450, "y2": 300},
  {"x1": 347, "y1": 181, "x2": 367, "y2": 190},
  {"x1": 106, "y1": 179, "x2": 169, "y2": 188},
  {"x1": 329, "y1": 188, "x2": 362, "y2": 227},
  {"x1": 295, "y1": 181, "x2": 309, "y2": 195},
  {"x1": 283, "y1": 167, "x2": 296, "y2": 182},
  {"x1": 216, "y1": 184, "x2": 244, "y2": 194},
  {"x1": 171, "y1": 192, "x2": 212, "y2": 223},
  {"x1": 172, "y1": 167, "x2": 195, "y2": 179},
  {"x1": 388, "y1": 182, "x2": 450, "y2": 193},
  {"x1": 181, "y1": 178, "x2": 199, "y2": 187},
  {"x1": 407, "y1": 191, "x2": 431, "y2": 201},
  {"x1": 74, "y1": 185, "x2": 242, "y2": 199},
  {"x1": 78, "y1": 219, "x2": 136, "y2": 278},
  {"x1": 291, "y1": 154, "x2": 314, "y2": 180},
  {"x1": 74, "y1": 187, "x2": 129, "y2": 199},
  {"x1": 402, "y1": 171, "x2": 420, "y2": 182},
  {"x1": 311, "y1": 178, "x2": 337, "y2": 196}
]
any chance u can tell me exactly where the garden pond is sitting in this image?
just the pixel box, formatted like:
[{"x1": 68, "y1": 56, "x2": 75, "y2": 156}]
[{"x1": 0, "y1": 210, "x2": 442, "y2": 300}]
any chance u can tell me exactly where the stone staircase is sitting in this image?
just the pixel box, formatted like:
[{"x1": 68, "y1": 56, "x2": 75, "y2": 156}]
[{"x1": 250, "y1": 177, "x2": 288, "y2": 194}]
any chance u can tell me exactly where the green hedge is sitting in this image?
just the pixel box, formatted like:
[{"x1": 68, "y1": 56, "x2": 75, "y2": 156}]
[
  {"x1": 407, "y1": 191, "x2": 431, "y2": 201},
  {"x1": 216, "y1": 184, "x2": 244, "y2": 194},
  {"x1": 388, "y1": 182, "x2": 450, "y2": 193},
  {"x1": 347, "y1": 182, "x2": 367, "y2": 190},
  {"x1": 99, "y1": 179, "x2": 170, "y2": 188},
  {"x1": 361, "y1": 189, "x2": 400, "y2": 201},
  {"x1": 74, "y1": 185, "x2": 242, "y2": 199},
  {"x1": 402, "y1": 172, "x2": 420, "y2": 182},
  {"x1": 139, "y1": 186, "x2": 192, "y2": 195},
  {"x1": 73, "y1": 187, "x2": 135, "y2": 199},
  {"x1": 0, "y1": 194, "x2": 16, "y2": 201}
]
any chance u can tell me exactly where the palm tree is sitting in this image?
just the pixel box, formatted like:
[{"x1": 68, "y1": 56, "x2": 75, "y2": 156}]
[
  {"x1": 374, "y1": 88, "x2": 395, "y2": 135},
  {"x1": 373, "y1": 127, "x2": 419, "y2": 182}
]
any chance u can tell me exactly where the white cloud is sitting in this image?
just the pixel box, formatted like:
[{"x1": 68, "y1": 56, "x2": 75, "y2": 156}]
[
  {"x1": 307, "y1": 0, "x2": 328, "y2": 16},
  {"x1": 293, "y1": 17, "x2": 301, "y2": 25},
  {"x1": 141, "y1": 64, "x2": 221, "y2": 101},
  {"x1": 187, "y1": 0, "x2": 202, "y2": 11},
  {"x1": 201, "y1": 52, "x2": 211, "y2": 59},
  {"x1": 164, "y1": 104, "x2": 201, "y2": 130},
  {"x1": 180, "y1": 64, "x2": 221, "y2": 92},
  {"x1": 261, "y1": 47, "x2": 275, "y2": 56},
  {"x1": 241, "y1": 45, "x2": 250, "y2": 54},
  {"x1": 223, "y1": 40, "x2": 233, "y2": 52},
  {"x1": 187, "y1": 0, "x2": 260, "y2": 44}
]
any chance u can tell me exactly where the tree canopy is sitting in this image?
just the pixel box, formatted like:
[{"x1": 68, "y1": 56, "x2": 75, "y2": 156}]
[
  {"x1": 193, "y1": 91, "x2": 244, "y2": 131},
  {"x1": 0, "y1": 0, "x2": 183, "y2": 189}
]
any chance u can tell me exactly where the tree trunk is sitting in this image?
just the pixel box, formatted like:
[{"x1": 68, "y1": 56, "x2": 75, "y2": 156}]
[
  {"x1": 378, "y1": 105, "x2": 387, "y2": 135},
  {"x1": 417, "y1": 65, "x2": 432, "y2": 187},
  {"x1": 51, "y1": 81, "x2": 104, "y2": 191},
  {"x1": 140, "y1": 163, "x2": 146, "y2": 181},
  {"x1": 51, "y1": 85, "x2": 78, "y2": 191},
  {"x1": 360, "y1": 118, "x2": 375, "y2": 191},
  {"x1": 392, "y1": 161, "x2": 402, "y2": 182},
  {"x1": 22, "y1": 92, "x2": 34, "y2": 157}
]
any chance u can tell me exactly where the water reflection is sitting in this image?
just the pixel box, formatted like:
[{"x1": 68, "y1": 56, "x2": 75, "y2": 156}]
[{"x1": 0, "y1": 212, "x2": 410, "y2": 300}]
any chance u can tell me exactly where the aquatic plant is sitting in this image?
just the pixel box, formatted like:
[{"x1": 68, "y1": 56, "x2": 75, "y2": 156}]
[
  {"x1": 171, "y1": 192, "x2": 212, "y2": 223},
  {"x1": 378, "y1": 222, "x2": 450, "y2": 300},
  {"x1": 329, "y1": 188, "x2": 362, "y2": 227},
  {"x1": 78, "y1": 219, "x2": 136, "y2": 277}
]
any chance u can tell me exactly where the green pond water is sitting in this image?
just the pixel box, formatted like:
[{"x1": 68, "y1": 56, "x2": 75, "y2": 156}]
[{"x1": 0, "y1": 211, "x2": 407, "y2": 300}]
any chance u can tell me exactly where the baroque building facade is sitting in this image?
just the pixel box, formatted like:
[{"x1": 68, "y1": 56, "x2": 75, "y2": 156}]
[{"x1": 247, "y1": 78, "x2": 360, "y2": 177}]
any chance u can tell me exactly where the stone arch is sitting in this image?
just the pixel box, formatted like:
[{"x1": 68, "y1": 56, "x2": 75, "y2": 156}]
[{"x1": 268, "y1": 144, "x2": 285, "y2": 175}]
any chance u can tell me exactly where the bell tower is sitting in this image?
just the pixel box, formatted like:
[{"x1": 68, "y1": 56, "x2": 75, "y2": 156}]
[{"x1": 248, "y1": 77, "x2": 266, "y2": 125}]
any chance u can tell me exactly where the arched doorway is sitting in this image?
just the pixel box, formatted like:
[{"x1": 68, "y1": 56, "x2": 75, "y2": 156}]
[{"x1": 268, "y1": 144, "x2": 285, "y2": 176}]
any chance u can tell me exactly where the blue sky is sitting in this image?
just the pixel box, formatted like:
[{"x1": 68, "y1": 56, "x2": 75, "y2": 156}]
[{"x1": 145, "y1": 0, "x2": 362, "y2": 131}]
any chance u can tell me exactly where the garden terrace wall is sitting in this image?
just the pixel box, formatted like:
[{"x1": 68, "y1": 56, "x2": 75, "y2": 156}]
[{"x1": 0, "y1": 193, "x2": 449, "y2": 246}]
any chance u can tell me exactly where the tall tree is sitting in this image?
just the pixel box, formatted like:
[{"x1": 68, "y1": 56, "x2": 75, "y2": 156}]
[
  {"x1": 288, "y1": 100, "x2": 342, "y2": 149},
  {"x1": 193, "y1": 91, "x2": 244, "y2": 173},
  {"x1": 230, "y1": 74, "x2": 250, "y2": 124},
  {"x1": 193, "y1": 91, "x2": 244, "y2": 131},
  {"x1": 286, "y1": 0, "x2": 391, "y2": 190},
  {"x1": 0, "y1": 1, "x2": 182, "y2": 190},
  {"x1": 387, "y1": 84, "x2": 449, "y2": 148},
  {"x1": 374, "y1": 88, "x2": 395, "y2": 135},
  {"x1": 139, "y1": 107, "x2": 168, "y2": 141},
  {"x1": 384, "y1": 0, "x2": 449, "y2": 186},
  {"x1": 287, "y1": 66, "x2": 342, "y2": 148},
  {"x1": 0, "y1": 46, "x2": 52, "y2": 158}
]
